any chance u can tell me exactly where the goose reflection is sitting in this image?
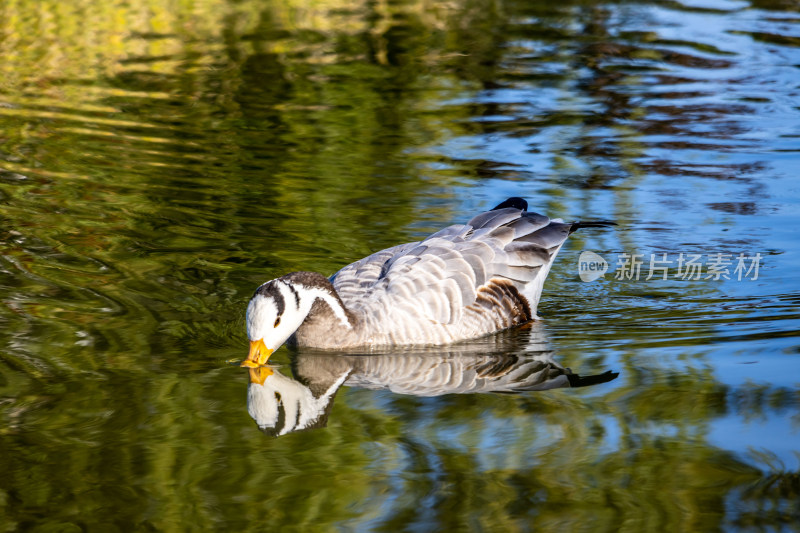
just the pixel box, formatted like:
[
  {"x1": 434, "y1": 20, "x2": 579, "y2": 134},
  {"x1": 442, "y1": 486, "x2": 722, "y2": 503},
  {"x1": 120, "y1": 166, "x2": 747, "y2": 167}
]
[{"x1": 246, "y1": 324, "x2": 618, "y2": 436}]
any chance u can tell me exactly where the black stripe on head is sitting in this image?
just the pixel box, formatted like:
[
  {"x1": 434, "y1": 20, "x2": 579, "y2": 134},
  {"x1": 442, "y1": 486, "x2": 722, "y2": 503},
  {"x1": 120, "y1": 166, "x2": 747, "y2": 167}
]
[
  {"x1": 282, "y1": 280, "x2": 301, "y2": 309},
  {"x1": 254, "y1": 281, "x2": 285, "y2": 317},
  {"x1": 283, "y1": 271, "x2": 347, "y2": 308}
]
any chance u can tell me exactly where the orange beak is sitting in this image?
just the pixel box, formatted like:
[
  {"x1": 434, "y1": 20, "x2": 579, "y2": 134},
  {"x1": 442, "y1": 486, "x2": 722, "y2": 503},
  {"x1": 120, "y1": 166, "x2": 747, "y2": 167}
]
[{"x1": 241, "y1": 338, "x2": 273, "y2": 368}]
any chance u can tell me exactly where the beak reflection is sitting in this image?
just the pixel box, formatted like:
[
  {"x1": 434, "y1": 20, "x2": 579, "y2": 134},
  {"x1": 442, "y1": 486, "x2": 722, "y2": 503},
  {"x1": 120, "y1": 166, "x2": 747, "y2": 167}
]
[{"x1": 248, "y1": 366, "x2": 274, "y2": 385}]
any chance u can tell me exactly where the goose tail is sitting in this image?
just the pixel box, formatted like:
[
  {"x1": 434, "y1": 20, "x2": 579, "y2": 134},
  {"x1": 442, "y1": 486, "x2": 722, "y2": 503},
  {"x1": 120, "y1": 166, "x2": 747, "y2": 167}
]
[{"x1": 569, "y1": 220, "x2": 617, "y2": 233}]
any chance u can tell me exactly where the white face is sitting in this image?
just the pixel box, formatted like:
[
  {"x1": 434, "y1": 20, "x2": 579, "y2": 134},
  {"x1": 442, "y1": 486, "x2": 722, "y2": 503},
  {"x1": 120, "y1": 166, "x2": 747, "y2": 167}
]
[
  {"x1": 246, "y1": 281, "x2": 306, "y2": 351},
  {"x1": 246, "y1": 293, "x2": 278, "y2": 343}
]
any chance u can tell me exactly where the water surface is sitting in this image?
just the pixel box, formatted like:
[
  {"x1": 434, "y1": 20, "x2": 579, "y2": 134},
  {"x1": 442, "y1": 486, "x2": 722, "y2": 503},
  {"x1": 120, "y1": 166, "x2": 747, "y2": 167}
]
[{"x1": 1, "y1": 0, "x2": 799, "y2": 530}]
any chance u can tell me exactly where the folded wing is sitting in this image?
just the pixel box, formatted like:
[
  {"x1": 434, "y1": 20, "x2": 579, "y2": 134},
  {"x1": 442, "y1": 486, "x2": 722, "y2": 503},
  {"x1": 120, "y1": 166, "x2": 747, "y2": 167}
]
[{"x1": 331, "y1": 205, "x2": 572, "y2": 331}]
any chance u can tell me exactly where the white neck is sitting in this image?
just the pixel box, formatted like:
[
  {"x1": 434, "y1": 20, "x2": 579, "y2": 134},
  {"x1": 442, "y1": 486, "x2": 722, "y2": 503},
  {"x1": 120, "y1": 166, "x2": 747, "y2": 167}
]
[{"x1": 293, "y1": 283, "x2": 352, "y2": 329}]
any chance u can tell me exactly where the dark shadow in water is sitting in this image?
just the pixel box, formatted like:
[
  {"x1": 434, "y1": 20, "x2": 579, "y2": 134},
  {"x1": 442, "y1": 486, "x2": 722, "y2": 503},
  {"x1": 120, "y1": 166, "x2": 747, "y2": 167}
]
[{"x1": 246, "y1": 323, "x2": 618, "y2": 436}]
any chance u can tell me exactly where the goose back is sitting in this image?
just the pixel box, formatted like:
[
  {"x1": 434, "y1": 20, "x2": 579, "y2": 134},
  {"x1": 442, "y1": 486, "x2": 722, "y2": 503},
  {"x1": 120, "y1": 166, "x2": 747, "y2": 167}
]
[{"x1": 319, "y1": 205, "x2": 572, "y2": 347}]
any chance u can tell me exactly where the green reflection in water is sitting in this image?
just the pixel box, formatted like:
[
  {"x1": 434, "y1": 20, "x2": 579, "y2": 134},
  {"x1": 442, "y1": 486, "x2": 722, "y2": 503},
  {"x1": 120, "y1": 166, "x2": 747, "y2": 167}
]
[{"x1": 1, "y1": 0, "x2": 799, "y2": 530}]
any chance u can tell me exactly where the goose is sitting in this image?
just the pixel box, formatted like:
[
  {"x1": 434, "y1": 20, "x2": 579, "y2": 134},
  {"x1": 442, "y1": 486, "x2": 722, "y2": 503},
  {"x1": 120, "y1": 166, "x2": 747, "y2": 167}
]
[{"x1": 242, "y1": 197, "x2": 614, "y2": 367}]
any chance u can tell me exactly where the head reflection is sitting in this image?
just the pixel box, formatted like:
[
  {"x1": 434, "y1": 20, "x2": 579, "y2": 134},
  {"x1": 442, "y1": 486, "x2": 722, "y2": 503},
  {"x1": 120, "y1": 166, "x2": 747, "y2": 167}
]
[
  {"x1": 246, "y1": 324, "x2": 618, "y2": 436},
  {"x1": 247, "y1": 365, "x2": 348, "y2": 437}
]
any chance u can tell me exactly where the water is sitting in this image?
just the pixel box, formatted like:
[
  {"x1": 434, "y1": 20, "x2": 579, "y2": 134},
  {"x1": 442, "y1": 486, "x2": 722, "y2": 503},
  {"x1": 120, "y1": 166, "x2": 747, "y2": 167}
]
[{"x1": 1, "y1": 0, "x2": 799, "y2": 530}]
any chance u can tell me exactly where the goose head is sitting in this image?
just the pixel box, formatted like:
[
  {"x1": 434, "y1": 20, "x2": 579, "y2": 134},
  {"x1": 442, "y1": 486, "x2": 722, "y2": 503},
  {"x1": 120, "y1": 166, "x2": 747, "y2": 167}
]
[
  {"x1": 242, "y1": 272, "x2": 352, "y2": 367},
  {"x1": 242, "y1": 279, "x2": 306, "y2": 367}
]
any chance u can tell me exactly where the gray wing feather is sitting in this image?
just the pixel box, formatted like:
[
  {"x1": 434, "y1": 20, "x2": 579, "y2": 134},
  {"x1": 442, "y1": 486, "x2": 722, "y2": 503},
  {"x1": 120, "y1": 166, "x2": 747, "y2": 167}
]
[
  {"x1": 519, "y1": 222, "x2": 572, "y2": 250},
  {"x1": 467, "y1": 207, "x2": 520, "y2": 229},
  {"x1": 504, "y1": 213, "x2": 551, "y2": 238},
  {"x1": 330, "y1": 206, "x2": 572, "y2": 339},
  {"x1": 331, "y1": 242, "x2": 419, "y2": 304},
  {"x1": 426, "y1": 224, "x2": 471, "y2": 240}
]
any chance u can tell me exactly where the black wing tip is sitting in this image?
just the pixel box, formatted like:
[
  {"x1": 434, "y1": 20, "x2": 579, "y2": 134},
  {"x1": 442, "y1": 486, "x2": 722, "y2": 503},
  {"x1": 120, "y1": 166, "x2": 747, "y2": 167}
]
[
  {"x1": 492, "y1": 197, "x2": 528, "y2": 211},
  {"x1": 570, "y1": 220, "x2": 617, "y2": 234},
  {"x1": 567, "y1": 370, "x2": 620, "y2": 388}
]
